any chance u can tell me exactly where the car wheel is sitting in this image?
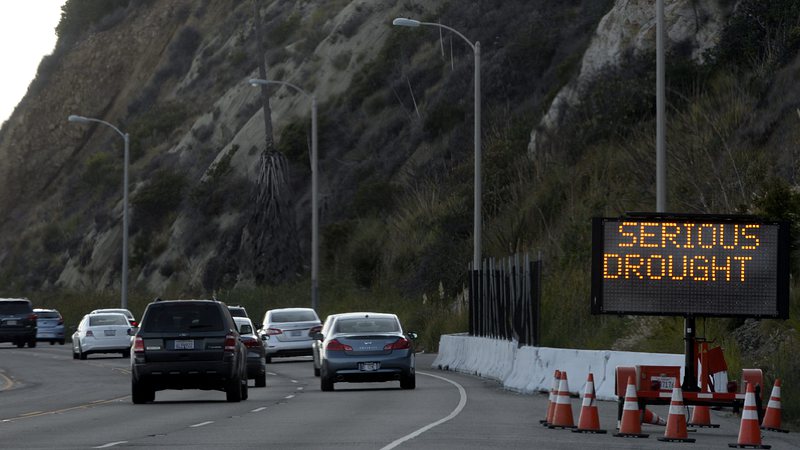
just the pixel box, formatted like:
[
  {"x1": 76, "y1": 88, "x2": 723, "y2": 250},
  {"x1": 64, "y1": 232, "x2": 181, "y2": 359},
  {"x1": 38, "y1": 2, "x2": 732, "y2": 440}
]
[
  {"x1": 122, "y1": 349, "x2": 131, "y2": 358},
  {"x1": 15, "y1": 340, "x2": 24, "y2": 348},
  {"x1": 320, "y1": 367, "x2": 334, "y2": 392},
  {"x1": 226, "y1": 375, "x2": 243, "y2": 402},
  {"x1": 314, "y1": 366, "x2": 320, "y2": 377},
  {"x1": 27, "y1": 339, "x2": 36, "y2": 348},
  {"x1": 241, "y1": 376, "x2": 249, "y2": 400},
  {"x1": 72, "y1": 350, "x2": 79, "y2": 360},
  {"x1": 79, "y1": 346, "x2": 87, "y2": 360},
  {"x1": 255, "y1": 372, "x2": 267, "y2": 388},
  {"x1": 49, "y1": 341, "x2": 55, "y2": 345},
  {"x1": 265, "y1": 355, "x2": 272, "y2": 364},
  {"x1": 132, "y1": 379, "x2": 151, "y2": 404},
  {"x1": 59, "y1": 339, "x2": 65, "y2": 345},
  {"x1": 400, "y1": 373, "x2": 416, "y2": 390}
]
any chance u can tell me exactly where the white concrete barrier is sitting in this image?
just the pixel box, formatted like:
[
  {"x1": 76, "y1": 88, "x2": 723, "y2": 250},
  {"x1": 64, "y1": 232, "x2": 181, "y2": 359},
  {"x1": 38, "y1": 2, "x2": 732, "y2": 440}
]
[{"x1": 432, "y1": 334, "x2": 684, "y2": 401}]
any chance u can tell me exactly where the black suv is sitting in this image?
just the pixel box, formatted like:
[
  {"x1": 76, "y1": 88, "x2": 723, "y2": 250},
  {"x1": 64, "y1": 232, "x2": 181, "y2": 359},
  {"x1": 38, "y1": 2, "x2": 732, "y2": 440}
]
[
  {"x1": 131, "y1": 299, "x2": 248, "y2": 403},
  {"x1": 0, "y1": 298, "x2": 37, "y2": 348}
]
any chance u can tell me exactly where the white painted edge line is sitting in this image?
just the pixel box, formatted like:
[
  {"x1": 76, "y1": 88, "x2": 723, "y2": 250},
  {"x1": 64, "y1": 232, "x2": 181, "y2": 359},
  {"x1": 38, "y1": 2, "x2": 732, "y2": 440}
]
[
  {"x1": 251, "y1": 407, "x2": 267, "y2": 412},
  {"x1": 284, "y1": 394, "x2": 295, "y2": 399},
  {"x1": 189, "y1": 421, "x2": 214, "y2": 428},
  {"x1": 380, "y1": 371, "x2": 467, "y2": 450},
  {"x1": 267, "y1": 372, "x2": 277, "y2": 376},
  {"x1": 93, "y1": 441, "x2": 128, "y2": 449}
]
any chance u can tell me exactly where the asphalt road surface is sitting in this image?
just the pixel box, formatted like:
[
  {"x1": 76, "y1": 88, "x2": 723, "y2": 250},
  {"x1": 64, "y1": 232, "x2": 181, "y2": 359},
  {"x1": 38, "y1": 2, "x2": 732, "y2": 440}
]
[{"x1": 1, "y1": 344, "x2": 798, "y2": 449}]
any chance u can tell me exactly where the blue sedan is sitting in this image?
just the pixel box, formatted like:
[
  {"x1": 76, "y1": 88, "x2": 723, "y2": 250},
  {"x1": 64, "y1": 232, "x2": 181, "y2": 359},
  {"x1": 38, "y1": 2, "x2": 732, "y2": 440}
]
[
  {"x1": 34, "y1": 308, "x2": 65, "y2": 345},
  {"x1": 316, "y1": 312, "x2": 416, "y2": 391}
]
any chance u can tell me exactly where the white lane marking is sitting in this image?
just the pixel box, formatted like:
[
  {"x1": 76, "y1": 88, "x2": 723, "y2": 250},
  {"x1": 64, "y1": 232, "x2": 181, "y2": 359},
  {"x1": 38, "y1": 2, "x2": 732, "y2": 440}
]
[
  {"x1": 251, "y1": 407, "x2": 267, "y2": 412},
  {"x1": 267, "y1": 372, "x2": 277, "y2": 376},
  {"x1": 296, "y1": 387, "x2": 304, "y2": 391},
  {"x1": 290, "y1": 379, "x2": 298, "y2": 383},
  {"x1": 284, "y1": 394, "x2": 295, "y2": 399},
  {"x1": 93, "y1": 441, "x2": 128, "y2": 449},
  {"x1": 380, "y1": 371, "x2": 467, "y2": 450},
  {"x1": 189, "y1": 421, "x2": 214, "y2": 428}
]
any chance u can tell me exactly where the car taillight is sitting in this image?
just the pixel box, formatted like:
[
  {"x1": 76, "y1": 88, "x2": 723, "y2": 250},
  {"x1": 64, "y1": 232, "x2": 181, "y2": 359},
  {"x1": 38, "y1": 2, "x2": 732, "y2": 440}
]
[
  {"x1": 28, "y1": 313, "x2": 38, "y2": 321},
  {"x1": 325, "y1": 339, "x2": 352, "y2": 351},
  {"x1": 133, "y1": 336, "x2": 145, "y2": 354},
  {"x1": 309, "y1": 325, "x2": 322, "y2": 336},
  {"x1": 264, "y1": 328, "x2": 282, "y2": 336},
  {"x1": 384, "y1": 337, "x2": 411, "y2": 351},
  {"x1": 85, "y1": 330, "x2": 94, "y2": 337},
  {"x1": 224, "y1": 333, "x2": 237, "y2": 352},
  {"x1": 130, "y1": 320, "x2": 138, "y2": 327},
  {"x1": 57, "y1": 317, "x2": 64, "y2": 325},
  {"x1": 242, "y1": 337, "x2": 260, "y2": 348}
]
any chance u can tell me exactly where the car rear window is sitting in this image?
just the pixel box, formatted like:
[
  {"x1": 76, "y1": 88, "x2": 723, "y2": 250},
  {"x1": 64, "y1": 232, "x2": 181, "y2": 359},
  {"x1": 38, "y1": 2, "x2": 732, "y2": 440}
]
[
  {"x1": 37, "y1": 311, "x2": 61, "y2": 319},
  {"x1": 0, "y1": 301, "x2": 32, "y2": 314},
  {"x1": 89, "y1": 315, "x2": 129, "y2": 326},
  {"x1": 334, "y1": 318, "x2": 399, "y2": 334},
  {"x1": 271, "y1": 310, "x2": 318, "y2": 323},
  {"x1": 229, "y1": 308, "x2": 248, "y2": 318},
  {"x1": 142, "y1": 303, "x2": 224, "y2": 332}
]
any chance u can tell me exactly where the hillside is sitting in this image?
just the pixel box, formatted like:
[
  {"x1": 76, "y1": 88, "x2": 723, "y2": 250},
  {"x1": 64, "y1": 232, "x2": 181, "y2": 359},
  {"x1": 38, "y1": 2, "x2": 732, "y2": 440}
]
[{"x1": 1, "y1": 0, "x2": 799, "y2": 422}]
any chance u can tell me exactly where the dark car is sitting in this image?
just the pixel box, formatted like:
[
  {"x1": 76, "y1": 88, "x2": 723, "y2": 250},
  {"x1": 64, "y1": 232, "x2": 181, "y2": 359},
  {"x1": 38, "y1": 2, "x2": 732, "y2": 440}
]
[
  {"x1": 130, "y1": 299, "x2": 249, "y2": 403},
  {"x1": 234, "y1": 317, "x2": 267, "y2": 387},
  {"x1": 0, "y1": 298, "x2": 38, "y2": 348},
  {"x1": 317, "y1": 312, "x2": 417, "y2": 391}
]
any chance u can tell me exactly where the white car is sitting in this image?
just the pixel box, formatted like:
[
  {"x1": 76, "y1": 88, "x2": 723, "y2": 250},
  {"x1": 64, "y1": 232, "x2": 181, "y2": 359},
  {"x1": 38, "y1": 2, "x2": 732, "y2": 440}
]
[
  {"x1": 91, "y1": 308, "x2": 138, "y2": 330},
  {"x1": 72, "y1": 312, "x2": 133, "y2": 360},
  {"x1": 258, "y1": 308, "x2": 321, "y2": 363}
]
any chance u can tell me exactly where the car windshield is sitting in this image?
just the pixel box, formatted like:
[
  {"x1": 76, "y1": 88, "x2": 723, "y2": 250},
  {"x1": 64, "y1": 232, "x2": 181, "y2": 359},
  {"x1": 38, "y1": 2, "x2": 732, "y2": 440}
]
[
  {"x1": 142, "y1": 303, "x2": 224, "y2": 332},
  {"x1": 89, "y1": 315, "x2": 129, "y2": 326},
  {"x1": 229, "y1": 308, "x2": 247, "y2": 318},
  {"x1": 37, "y1": 311, "x2": 61, "y2": 319},
  {"x1": 334, "y1": 318, "x2": 399, "y2": 334},
  {"x1": 271, "y1": 310, "x2": 318, "y2": 323},
  {"x1": 0, "y1": 302, "x2": 30, "y2": 314}
]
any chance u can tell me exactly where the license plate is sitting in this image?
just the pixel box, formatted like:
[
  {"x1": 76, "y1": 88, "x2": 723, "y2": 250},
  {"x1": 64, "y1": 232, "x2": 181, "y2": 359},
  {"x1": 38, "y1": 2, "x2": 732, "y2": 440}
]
[
  {"x1": 290, "y1": 330, "x2": 302, "y2": 337},
  {"x1": 359, "y1": 362, "x2": 380, "y2": 372},
  {"x1": 104, "y1": 329, "x2": 116, "y2": 336},
  {"x1": 174, "y1": 340, "x2": 195, "y2": 350},
  {"x1": 6, "y1": 320, "x2": 17, "y2": 325}
]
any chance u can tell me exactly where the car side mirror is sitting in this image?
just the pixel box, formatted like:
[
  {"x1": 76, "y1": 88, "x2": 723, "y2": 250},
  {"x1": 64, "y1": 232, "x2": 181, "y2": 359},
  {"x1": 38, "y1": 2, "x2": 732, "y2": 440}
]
[
  {"x1": 312, "y1": 332, "x2": 323, "y2": 341},
  {"x1": 407, "y1": 332, "x2": 418, "y2": 340}
]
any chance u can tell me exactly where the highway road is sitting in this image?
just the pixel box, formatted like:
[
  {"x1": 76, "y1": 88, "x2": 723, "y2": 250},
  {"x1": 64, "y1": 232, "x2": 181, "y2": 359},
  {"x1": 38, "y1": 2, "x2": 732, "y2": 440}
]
[{"x1": 1, "y1": 344, "x2": 798, "y2": 449}]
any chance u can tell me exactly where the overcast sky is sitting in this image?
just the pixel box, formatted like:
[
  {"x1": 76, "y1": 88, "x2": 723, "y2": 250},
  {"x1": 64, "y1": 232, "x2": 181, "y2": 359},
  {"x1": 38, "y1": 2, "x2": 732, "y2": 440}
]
[{"x1": 0, "y1": 1, "x2": 65, "y2": 124}]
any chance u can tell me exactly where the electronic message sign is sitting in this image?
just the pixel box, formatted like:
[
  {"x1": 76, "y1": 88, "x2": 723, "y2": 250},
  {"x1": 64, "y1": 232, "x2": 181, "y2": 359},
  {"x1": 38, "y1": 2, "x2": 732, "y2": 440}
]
[{"x1": 591, "y1": 215, "x2": 789, "y2": 318}]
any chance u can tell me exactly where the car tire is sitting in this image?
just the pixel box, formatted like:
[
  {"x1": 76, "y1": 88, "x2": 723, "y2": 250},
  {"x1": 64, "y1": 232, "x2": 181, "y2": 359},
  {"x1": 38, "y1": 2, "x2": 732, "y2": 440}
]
[
  {"x1": 15, "y1": 340, "x2": 24, "y2": 348},
  {"x1": 400, "y1": 373, "x2": 416, "y2": 390},
  {"x1": 255, "y1": 372, "x2": 266, "y2": 388},
  {"x1": 320, "y1": 368, "x2": 334, "y2": 392},
  {"x1": 27, "y1": 339, "x2": 36, "y2": 348},
  {"x1": 122, "y1": 349, "x2": 131, "y2": 358},
  {"x1": 49, "y1": 341, "x2": 55, "y2": 345},
  {"x1": 72, "y1": 350, "x2": 79, "y2": 360},
  {"x1": 226, "y1": 375, "x2": 243, "y2": 402},
  {"x1": 241, "y1": 376, "x2": 249, "y2": 400},
  {"x1": 59, "y1": 339, "x2": 65, "y2": 345},
  {"x1": 314, "y1": 366, "x2": 320, "y2": 377},
  {"x1": 79, "y1": 346, "x2": 87, "y2": 360},
  {"x1": 132, "y1": 379, "x2": 151, "y2": 404},
  {"x1": 265, "y1": 355, "x2": 272, "y2": 364}
]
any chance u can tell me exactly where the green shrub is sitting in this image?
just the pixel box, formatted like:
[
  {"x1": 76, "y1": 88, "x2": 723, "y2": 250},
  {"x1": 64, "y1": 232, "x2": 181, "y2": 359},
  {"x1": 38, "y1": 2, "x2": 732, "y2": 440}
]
[
  {"x1": 56, "y1": 0, "x2": 130, "y2": 44},
  {"x1": 351, "y1": 180, "x2": 396, "y2": 217},
  {"x1": 81, "y1": 152, "x2": 121, "y2": 194},
  {"x1": 128, "y1": 102, "x2": 188, "y2": 159},
  {"x1": 276, "y1": 120, "x2": 309, "y2": 165},
  {"x1": 132, "y1": 169, "x2": 187, "y2": 231}
]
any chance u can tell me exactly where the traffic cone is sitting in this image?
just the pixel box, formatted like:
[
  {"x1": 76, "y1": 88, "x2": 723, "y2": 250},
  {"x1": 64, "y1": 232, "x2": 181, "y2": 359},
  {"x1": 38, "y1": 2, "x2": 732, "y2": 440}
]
[
  {"x1": 689, "y1": 402, "x2": 719, "y2": 428},
  {"x1": 657, "y1": 387, "x2": 696, "y2": 442},
  {"x1": 541, "y1": 369, "x2": 560, "y2": 425},
  {"x1": 643, "y1": 408, "x2": 667, "y2": 426},
  {"x1": 572, "y1": 373, "x2": 606, "y2": 433},
  {"x1": 548, "y1": 371, "x2": 576, "y2": 429},
  {"x1": 729, "y1": 382, "x2": 771, "y2": 449},
  {"x1": 614, "y1": 375, "x2": 649, "y2": 438},
  {"x1": 761, "y1": 379, "x2": 789, "y2": 433}
]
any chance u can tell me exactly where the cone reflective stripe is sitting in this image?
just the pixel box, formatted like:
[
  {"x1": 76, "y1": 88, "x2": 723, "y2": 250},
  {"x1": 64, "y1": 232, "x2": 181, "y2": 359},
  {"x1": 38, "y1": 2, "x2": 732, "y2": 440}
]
[
  {"x1": 761, "y1": 379, "x2": 789, "y2": 433},
  {"x1": 573, "y1": 373, "x2": 606, "y2": 434},
  {"x1": 542, "y1": 370, "x2": 561, "y2": 425},
  {"x1": 548, "y1": 371, "x2": 576, "y2": 429},
  {"x1": 729, "y1": 383, "x2": 771, "y2": 449},
  {"x1": 643, "y1": 408, "x2": 667, "y2": 426},
  {"x1": 614, "y1": 376, "x2": 649, "y2": 438},
  {"x1": 658, "y1": 387, "x2": 695, "y2": 443}
]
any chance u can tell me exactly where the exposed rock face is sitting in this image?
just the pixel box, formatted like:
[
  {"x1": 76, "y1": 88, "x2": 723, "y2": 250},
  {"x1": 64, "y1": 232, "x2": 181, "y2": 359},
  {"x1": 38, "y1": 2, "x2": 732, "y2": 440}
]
[{"x1": 528, "y1": 0, "x2": 733, "y2": 156}]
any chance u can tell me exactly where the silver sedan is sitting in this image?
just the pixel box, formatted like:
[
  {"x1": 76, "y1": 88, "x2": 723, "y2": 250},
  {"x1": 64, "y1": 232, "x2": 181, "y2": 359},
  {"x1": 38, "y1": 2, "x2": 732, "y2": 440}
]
[{"x1": 316, "y1": 312, "x2": 416, "y2": 391}]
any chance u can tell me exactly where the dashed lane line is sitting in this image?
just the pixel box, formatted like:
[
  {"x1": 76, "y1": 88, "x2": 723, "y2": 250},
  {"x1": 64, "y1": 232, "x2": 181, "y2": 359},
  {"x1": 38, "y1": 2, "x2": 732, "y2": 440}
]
[{"x1": 93, "y1": 441, "x2": 128, "y2": 448}]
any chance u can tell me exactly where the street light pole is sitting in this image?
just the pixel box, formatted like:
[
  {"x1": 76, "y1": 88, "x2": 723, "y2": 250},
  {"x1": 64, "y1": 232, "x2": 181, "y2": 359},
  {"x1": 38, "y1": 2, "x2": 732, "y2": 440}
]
[
  {"x1": 392, "y1": 18, "x2": 482, "y2": 269},
  {"x1": 67, "y1": 115, "x2": 129, "y2": 310},
  {"x1": 248, "y1": 79, "x2": 319, "y2": 312}
]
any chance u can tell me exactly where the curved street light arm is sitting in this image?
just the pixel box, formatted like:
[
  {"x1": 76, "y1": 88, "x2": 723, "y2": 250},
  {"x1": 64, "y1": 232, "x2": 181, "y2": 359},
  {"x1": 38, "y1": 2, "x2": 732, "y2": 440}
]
[
  {"x1": 417, "y1": 21, "x2": 476, "y2": 50},
  {"x1": 68, "y1": 115, "x2": 125, "y2": 140}
]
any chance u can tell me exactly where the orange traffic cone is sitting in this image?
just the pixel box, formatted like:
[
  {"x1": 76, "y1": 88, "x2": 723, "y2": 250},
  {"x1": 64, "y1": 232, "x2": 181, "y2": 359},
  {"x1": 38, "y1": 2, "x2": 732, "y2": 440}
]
[
  {"x1": 643, "y1": 408, "x2": 667, "y2": 426},
  {"x1": 729, "y1": 383, "x2": 771, "y2": 449},
  {"x1": 657, "y1": 387, "x2": 696, "y2": 442},
  {"x1": 548, "y1": 371, "x2": 576, "y2": 429},
  {"x1": 689, "y1": 402, "x2": 719, "y2": 428},
  {"x1": 572, "y1": 373, "x2": 606, "y2": 434},
  {"x1": 541, "y1": 369, "x2": 560, "y2": 425},
  {"x1": 614, "y1": 376, "x2": 649, "y2": 438},
  {"x1": 761, "y1": 379, "x2": 789, "y2": 433}
]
